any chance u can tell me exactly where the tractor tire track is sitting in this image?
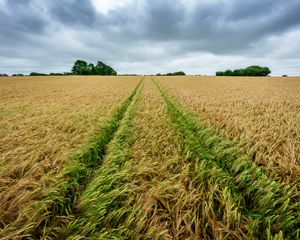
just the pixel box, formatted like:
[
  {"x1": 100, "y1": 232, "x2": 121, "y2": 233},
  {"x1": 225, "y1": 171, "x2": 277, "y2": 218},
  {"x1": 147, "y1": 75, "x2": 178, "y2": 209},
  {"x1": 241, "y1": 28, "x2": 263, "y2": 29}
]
[
  {"x1": 63, "y1": 78, "x2": 144, "y2": 239},
  {"x1": 0, "y1": 79, "x2": 144, "y2": 240},
  {"x1": 90, "y1": 79, "x2": 252, "y2": 239},
  {"x1": 155, "y1": 80, "x2": 300, "y2": 239}
]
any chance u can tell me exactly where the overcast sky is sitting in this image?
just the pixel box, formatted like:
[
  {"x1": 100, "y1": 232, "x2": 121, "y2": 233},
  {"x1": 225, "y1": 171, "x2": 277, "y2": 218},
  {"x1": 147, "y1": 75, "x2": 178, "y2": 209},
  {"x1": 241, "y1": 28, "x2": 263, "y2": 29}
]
[{"x1": 1, "y1": 0, "x2": 300, "y2": 76}]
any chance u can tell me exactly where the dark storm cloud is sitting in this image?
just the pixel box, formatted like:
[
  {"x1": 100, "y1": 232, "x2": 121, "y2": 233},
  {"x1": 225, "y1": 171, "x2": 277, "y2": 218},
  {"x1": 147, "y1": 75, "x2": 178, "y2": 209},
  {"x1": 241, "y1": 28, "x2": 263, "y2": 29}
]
[
  {"x1": 48, "y1": 0, "x2": 97, "y2": 27},
  {"x1": 0, "y1": 0, "x2": 300, "y2": 75},
  {"x1": 224, "y1": 0, "x2": 300, "y2": 35},
  {"x1": 142, "y1": 0, "x2": 185, "y2": 39},
  {"x1": 0, "y1": 0, "x2": 47, "y2": 41},
  {"x1": 120, "y1": 0, "x2": 300, "y2": 52},
  {"x1": 87, "y1": 0, "x2": 300, "y2": 55}
]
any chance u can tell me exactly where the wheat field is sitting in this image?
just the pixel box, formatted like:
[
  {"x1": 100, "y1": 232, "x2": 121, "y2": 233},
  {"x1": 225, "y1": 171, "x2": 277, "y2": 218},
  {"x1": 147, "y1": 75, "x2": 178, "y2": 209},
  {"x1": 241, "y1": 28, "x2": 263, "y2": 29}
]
[
  {"x1": 0, "y1": 76, "x2": 299, "y2": 239},
  {"x1": 158, "y1": 76, "x2": 300, "y2": 188},
  {"x1": 0, "y1": 76, "x2": 140, "y2": 235}
]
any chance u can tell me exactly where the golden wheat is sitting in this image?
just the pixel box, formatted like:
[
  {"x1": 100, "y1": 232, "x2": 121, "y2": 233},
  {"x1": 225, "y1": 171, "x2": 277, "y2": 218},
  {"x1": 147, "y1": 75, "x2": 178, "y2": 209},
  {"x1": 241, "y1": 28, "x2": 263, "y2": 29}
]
[
  {"x1": 0, "y1": 76, "x2": 299, "y2": 239},
  {"x1": 0, "y1": 76, "x2": 140, "y2": 229},
  {"x1": 113, "y1": 79, "x2": 251, "y2": 239},
  {"x1": 157, "y1": 76, "x2": 300, "y2": 188}
]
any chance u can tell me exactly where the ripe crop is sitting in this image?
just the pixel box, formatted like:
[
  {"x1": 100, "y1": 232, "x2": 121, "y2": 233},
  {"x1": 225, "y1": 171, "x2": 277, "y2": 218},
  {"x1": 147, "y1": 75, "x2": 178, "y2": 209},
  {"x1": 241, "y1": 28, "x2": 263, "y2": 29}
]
[
  {"x1": 158, "y1": 76, "x2": 300, "y2": 189},
  {"x1": 0, "y1": 76, "x2": 299, "y2": 239}
]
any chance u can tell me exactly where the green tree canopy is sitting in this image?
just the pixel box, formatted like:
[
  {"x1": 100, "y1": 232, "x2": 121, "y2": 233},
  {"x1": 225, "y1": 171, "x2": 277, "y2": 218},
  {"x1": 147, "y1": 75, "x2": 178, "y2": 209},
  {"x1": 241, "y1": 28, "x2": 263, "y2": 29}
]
[
  {"x1": 30, "y1": 72, "x2": 47, "y2": 76},
  {"x1": 71, "y1": 60, "x2": 117, "y2": 76},
  {"x1": 158, "y1": 71, "x2": 186, "y2": 76},
  {"x1": 216, "y1": 66, "x2": 271, "y2": 76},
  {"x1": 72, "y1": 60, "x2": 88, "y2": 75}
]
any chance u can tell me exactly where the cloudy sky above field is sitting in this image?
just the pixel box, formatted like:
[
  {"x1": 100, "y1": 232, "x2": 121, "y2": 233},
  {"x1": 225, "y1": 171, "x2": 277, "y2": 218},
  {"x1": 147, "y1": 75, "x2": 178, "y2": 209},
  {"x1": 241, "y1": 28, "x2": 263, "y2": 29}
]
[{"x1": 0, "y1": 0, "x2": 300, "y2": 75}]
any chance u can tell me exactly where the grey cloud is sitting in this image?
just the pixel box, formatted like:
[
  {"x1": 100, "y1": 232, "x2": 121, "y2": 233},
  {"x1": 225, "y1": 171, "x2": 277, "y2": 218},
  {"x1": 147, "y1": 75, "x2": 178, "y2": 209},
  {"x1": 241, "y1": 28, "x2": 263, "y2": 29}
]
[
  {"x1": 0, "y1": 0, "x2": 47, "y2": 41},
  {"x1": 142, "y1": 0, "x2": 185, "y2": 39},
  {"x1": 0, "y1": 0, "x2": 300, "y2": 75},
  {"x1": 92, "y1": 0, "x2": 300, "y2": 55},
  {"x1": 48, "y1": 0, "x2": 96, "y2": 27}
]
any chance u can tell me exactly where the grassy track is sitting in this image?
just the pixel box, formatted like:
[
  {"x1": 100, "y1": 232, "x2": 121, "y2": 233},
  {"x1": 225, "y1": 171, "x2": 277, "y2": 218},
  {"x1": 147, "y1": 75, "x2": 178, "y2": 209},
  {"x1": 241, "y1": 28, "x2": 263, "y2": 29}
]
[
  {"x1": 119, "y1": 80, "x2": 251, "y2": 239},
  {"x1": 113, "y1": 79, "x2": 192, "y2": 239},
  {"x1": 63, "y1": 79, "x2": 144, "y2": 239},
  {"x1": 0, "y1": 79, "x2": 143, "y2": 239},
  {"x1": 155, "y1": 80, "x2": 300, "y2": 239},
  {"x1": 158, "y1": 76, "x2": 300, "y2": 191},
  {"x1": 64, "y1": 79, "x2": 255, "y2": 239},
  {"x1": 0, "y1": 76, "x2": 140, "y2": 232}
]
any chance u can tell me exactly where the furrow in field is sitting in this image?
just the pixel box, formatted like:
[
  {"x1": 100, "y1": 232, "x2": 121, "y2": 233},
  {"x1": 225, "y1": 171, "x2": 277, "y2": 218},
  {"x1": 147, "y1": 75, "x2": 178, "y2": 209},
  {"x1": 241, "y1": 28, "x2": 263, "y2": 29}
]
[
  {"x1": 122, "y1": 79, "x2": 252, "y2": 239},
  {"x1": 155, "y1": 80, "x2": 300, "y2": 239},
  {"x1": 62, "y1": 79, "x2": 144, "y2": 239},
  {"x1": 157, "y1": 76, "x2": 300, "y2": 191},
  {"x1": 0, "y1": 79, "x2": 144, "y2": 239},
  {"x1": 75, "y1": 79, "x2": 253, "y2": 239},
  {"x1": 0, "y1": 76, "x2": 140, "y2": 232}
]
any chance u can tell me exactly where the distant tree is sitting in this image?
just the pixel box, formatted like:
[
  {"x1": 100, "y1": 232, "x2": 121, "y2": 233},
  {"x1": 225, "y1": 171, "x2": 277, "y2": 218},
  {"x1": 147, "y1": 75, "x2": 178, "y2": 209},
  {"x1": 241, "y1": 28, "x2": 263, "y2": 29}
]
[
  {"x1": 30, "y1": 72, "x2": 47, "y2": 76},
  {"x1": 49, "y1": 73, "x2": 63, "y2": 76},
  {"x1": 12, "y1": 74, "x2": 24, "y2": 76},
  {"x1": 96, "y1": 61, "x2": 109, "y2": 75},
  {"x1": 159, "y1": 71, "x2": 186, "y2": 76},
  {"x1": 224, "y1": 70, "x2": 233, "y2": 76},
  {"x1": 216, "y1": 66, "x2": 271, "y2": 76},
  {"x1": 263, "y1": 67, "x2": 271, "y2": 76},
  {"x1": 96, "y1": 61, "x2": 116, "y2": 75},
  {"x1": 63, "y1": 72, "x2": 73, "y2": 75},
  {"x1": 173, "y1": 71, "x2": 186, "y2": 76},
  {"x1": 95, "y1": 61, "x2": 104, "y2": 75},
  {"x1": 72, "y1": 60, "x2": 117, "y2": 76},
  {"x1": 81, "y1": 66, "x2": 92, "y2": 75},
  {"x1": 244, "y1": 66, "x2": 271, "y2": 76},
  {"x1": 0, "y1": 74, "x2": 9, "y2": 77},
  {"x1": 88, "y1": 63, "x2": 95, "y2": 75},
  {"x1": 72, "y1": 60, "x2": 88, "y2": 75},
  {"x1": 282, "y1": 75, "x2": 288, "y2": 77},
  {"x1": 232, "y1": 69, "x2": 244, "y2": 76}
]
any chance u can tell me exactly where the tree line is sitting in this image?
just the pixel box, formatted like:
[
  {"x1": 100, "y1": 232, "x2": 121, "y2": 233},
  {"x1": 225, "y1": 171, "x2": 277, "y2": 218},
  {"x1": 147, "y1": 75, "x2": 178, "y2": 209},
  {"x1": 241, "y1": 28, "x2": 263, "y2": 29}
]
[
  {"x1": 0, "y1": 60, "x2": 117, "y2": 77},
  {"x1": 156, "y1": 71, "x2": 186, "y2": 76},
  {"x1": 1, "y1": 64, "x2": 274, "y2": 77},
  {"x1": 71, "y1": 60, "x2": 117, "y2": 75},
  {"x1": 216, "y1": 66, "x2": 271, "y2": 76}
]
